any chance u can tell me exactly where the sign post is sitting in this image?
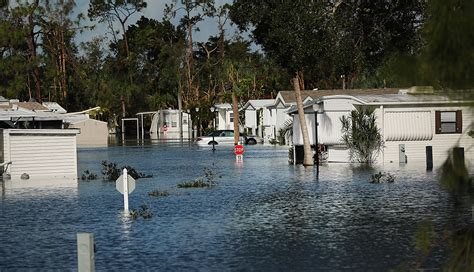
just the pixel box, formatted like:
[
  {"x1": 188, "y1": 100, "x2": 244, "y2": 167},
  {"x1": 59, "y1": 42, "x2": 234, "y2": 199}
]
[
  {"x1": 234, "y1": 142, "x2": 244, "y2": 162},
  {"x1": 116, "y1": 168, "x2": 136, "y2": 214},
  {"x1": 123, "y1": 169, "x2": 128, "y2": 212}
]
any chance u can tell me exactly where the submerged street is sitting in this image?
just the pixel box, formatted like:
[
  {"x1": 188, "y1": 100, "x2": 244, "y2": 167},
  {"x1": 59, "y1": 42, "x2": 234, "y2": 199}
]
[{"x1": 0, "y1": 142, "x2": 469, "y2": 270}]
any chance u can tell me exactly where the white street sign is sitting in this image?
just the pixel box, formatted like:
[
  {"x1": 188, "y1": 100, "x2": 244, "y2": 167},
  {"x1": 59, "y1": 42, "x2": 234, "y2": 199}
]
[{"x1": 116, "y1": 174, "x2": 136, "y2": 194}]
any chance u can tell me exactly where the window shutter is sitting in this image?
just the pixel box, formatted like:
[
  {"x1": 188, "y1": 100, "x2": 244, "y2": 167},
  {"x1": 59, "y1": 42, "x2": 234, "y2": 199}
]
[
  {"x1": 435, "y1": 111, "x2": 441, "y2": 134},
  {"x1": 455, "y1": 110, "x2": 462, "y2": 133}
]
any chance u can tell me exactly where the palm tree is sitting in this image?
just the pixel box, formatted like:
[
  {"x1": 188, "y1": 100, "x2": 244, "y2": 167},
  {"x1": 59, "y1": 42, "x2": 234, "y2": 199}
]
[{"x1": 293, "y1": 76, "x2": 313, "y2": 166}]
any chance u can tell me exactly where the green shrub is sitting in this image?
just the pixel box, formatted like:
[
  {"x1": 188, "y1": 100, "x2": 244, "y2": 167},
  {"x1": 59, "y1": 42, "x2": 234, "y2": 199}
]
[
  {"x1": 369, "y1": 172, "x2": 395, "y2": 183},
  {"x1": 130, "y1": 205, "x2": 153, "y2": 219},
  {"x1": 101, "y1": 160, "x2": 152, "y2": 181},
  {"x1": 177, "y1": 167, "x2": 219, "y2": 188},
  {"x1": 80, "y1": 170, "x2": 98, "y2": 181}
]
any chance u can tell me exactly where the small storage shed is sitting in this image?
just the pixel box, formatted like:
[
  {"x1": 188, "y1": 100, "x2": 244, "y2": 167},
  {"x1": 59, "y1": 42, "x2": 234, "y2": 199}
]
[
  {"x1": 68, "y1": 118, "x2": 108, "y2": 147},
  {"x1": 0, "y1": 129, "x2": 79, "y2": 180}
]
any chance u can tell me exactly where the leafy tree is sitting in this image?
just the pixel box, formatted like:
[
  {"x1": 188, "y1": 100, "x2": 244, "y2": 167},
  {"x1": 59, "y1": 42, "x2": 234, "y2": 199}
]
[
  {"x1": 388, "y1": 0, "x2": 473, "y2": 93},
  {"x1": 164, "y1": 0, "x2": 215, "y2": 106},
  {"x1": 330, "y1": 0, "x2": 425, "y2": 88},
  {"x1": 112, "y1": 16, "x2": 186, "y2": 112},
  {"x1": 41, "y1": 0, "x2": 82, "y2": 106},
  {"x1": 230, "y1": 1, "x2": 425, "y2": 89},
  {"x1": 88, "y1": 0, "x2": 147, "y2": 117},
  {"x1": 0, "y1": 4, "x2": 31, "y2": 99},
  {"x1": 340, "y1": 107, "x2": 383, "y2": 164},
  {"x1": 88, "y1": 0, "x2": 146, "y2": 59}
]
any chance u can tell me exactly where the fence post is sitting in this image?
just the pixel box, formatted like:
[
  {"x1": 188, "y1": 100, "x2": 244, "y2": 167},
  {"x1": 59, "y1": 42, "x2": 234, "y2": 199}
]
[{"x1": 77, "y1": 233, "x2": 95, "y2": 272}]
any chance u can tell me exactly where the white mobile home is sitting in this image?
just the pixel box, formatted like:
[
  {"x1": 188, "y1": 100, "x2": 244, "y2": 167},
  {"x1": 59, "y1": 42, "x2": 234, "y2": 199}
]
[
  {"x1": 270, "y1": 88, "x2": 400, "y2": 144},
  {"x1": 240, "y1": 99, "x2": 274, "y2": 137},
  {"x1": 148, "y1": 110, "x2": 192, "y2": 140},
  {"x1": 290, "y1": 89, "x2": 473, "y2": 168},
  {"x1": 214, "y1": 103, "x2": 234, "y2": 131}
]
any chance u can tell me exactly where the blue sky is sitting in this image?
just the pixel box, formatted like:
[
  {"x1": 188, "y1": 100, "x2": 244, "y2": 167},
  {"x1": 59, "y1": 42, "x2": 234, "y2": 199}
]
[{"x1": 74, "y1": 0, "x2": 239, "y2": 46}]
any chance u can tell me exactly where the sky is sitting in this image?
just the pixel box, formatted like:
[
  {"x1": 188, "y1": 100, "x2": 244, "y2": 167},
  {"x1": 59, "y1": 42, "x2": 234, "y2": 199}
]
[{"x1": 74, "y1": 0, "x2": 242, "y2": 47}]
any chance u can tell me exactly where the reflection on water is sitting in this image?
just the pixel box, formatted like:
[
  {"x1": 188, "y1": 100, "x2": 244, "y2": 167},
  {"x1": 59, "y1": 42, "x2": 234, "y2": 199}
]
[{"x1": 0, "y1": 142, "x2": 468, "y2": 270}]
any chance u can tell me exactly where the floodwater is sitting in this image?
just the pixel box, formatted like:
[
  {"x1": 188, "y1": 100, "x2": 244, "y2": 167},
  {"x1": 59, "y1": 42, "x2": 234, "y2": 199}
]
[{"x1": 0, "y1": 141, "x2": 471, "y2": 270}]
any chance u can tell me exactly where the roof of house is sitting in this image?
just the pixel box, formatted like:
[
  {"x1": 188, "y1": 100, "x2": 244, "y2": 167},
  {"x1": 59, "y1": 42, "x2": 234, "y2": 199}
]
[
  {"x1": 240, "y1": 99, "x2": 275, "y2": 111},
  {"x1": 42, "y1": 102, "x2": 67, "y2": 113},
  {"x1": 14, "y1": 102, "x2": 49, "y2": 111},
  {"x1": 287, "y1": 92, "x2": 473, "y2": 114},
  {"x1": 276, "y1": 88, "x2": 400, "y2": 105},
  {"x1": 215, "y1": 103, "x2": 232, "y2": 110}
]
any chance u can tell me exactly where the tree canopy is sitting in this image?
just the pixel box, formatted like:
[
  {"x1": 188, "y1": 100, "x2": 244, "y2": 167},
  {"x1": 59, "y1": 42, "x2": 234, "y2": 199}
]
[{"x1": 0, "y1": 0, "x2": 470, "y2": 125}]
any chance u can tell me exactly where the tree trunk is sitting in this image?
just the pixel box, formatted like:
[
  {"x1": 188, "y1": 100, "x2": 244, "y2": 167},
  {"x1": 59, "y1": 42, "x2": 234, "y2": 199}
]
[
  {"x1": 178, "y1": 89, "x2": 183, "y2": 141},
  {"x1": 26, "y1": 0, "x2": 41, "y2": 102},
  {"x1": 59, "y1": 27, "x2": 67, "y2": 103},
  {"x1": 232, "y1": 91, "x2": 240, "y2": 145},
  {"x1": 186, "y1": 13, "x2": 196, "y2": 104},
  {"x1": 121, "y1": 95, "x2": 126, "y2": 118},
  {"x1": 293, "y1": 75, "x2": 313, "y2": 166}
]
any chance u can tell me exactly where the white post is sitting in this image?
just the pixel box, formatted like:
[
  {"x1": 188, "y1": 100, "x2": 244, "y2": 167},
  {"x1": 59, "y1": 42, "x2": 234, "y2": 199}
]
[
  {"x1": 236, "y1": 154, "x2": 243, "y2": 162},
  {"x1": 141, "y1": 114, "x2": 144, "y2": 141},
  {"x1": 123, "y1": 168, "x2": 129, "y2": 213},
  {"x1": 77, "y1": 233, "x2": 95, "y2": 272},
  {"x1": 136, "y1": 119, "x2": 139, "y2": 141}
]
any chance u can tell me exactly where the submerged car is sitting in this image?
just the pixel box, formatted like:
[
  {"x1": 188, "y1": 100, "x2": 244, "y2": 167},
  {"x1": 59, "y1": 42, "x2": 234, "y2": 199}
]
[{"x1": 195, "y1": 130, "x2": 258, "y2": 146}]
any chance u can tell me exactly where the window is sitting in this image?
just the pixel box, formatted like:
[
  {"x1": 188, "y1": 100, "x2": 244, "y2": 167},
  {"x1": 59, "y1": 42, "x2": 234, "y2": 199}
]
[
  {"x1": 435, "y1": 110, "x2": 462, "y2": 134},
  {"x1": 229, "y1": 112, "x2": 234, "y2": 123}
]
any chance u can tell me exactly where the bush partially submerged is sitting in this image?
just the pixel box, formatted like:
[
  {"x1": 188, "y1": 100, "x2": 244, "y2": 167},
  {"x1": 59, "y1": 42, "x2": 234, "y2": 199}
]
[
  {"x1": 129, "y1": 205, "x2": 153, "y2": 219},
  {"x1": 148, "y1": 190, "x2": 170, "y2": 197},
  {"x1": 80, "y1": 170, "x2": 98, "y2": 181},
  {"x1": 370, "y1": 172, "x2": 395, "y2": 183},
  {"x1": 101, "y1": 160, "x2": 152, "y2": 181},
  {"x1": 177, "y1": 168, "x2": 219, "y2": 188}
]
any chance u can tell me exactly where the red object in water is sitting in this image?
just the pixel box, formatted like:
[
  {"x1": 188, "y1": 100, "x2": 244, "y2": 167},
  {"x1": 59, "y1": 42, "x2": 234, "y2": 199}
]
[{"x1": 234, "y1": 145, "x2": 244, "y2": 155}]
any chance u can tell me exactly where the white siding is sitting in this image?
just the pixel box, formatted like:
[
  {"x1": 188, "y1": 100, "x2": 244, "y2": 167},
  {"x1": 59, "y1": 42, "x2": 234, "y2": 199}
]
[
  {"x1": 262, "y1": 108, "x2": 273, "y2": 127},
  {"x1": 217, "y1": 110, "x2": 227, "y2": 130},
  {"x1": 384, "y1": 111, "x2": 432, "y2": 141},
  {"x1": 293, "y1": 111, "x2": 350, "y2": 146},
  {"x1": 323, "y1": 99, "x2": 354, "y2": 111},
  {"x1": 276, "y1": 108, "x2": 291, "y2": 135},
  {"x1": 318, "y1": 111, "x2": 350, "y2": 145},
  {"x1": 382, "y1": 106, "x2": 473, "y2": 168},
  {"x1": 4, "y1": 130, "x2": 78, "y2": 179},
  {"x1": 293, "y1": 114, "x2": 316, "y2": 145},
  {"x1": 327, "y1": 146, "x2": 350, "y2": 162},
  {"x1": 245, "y1": 109, "x2": 257, "y2": 128}
]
